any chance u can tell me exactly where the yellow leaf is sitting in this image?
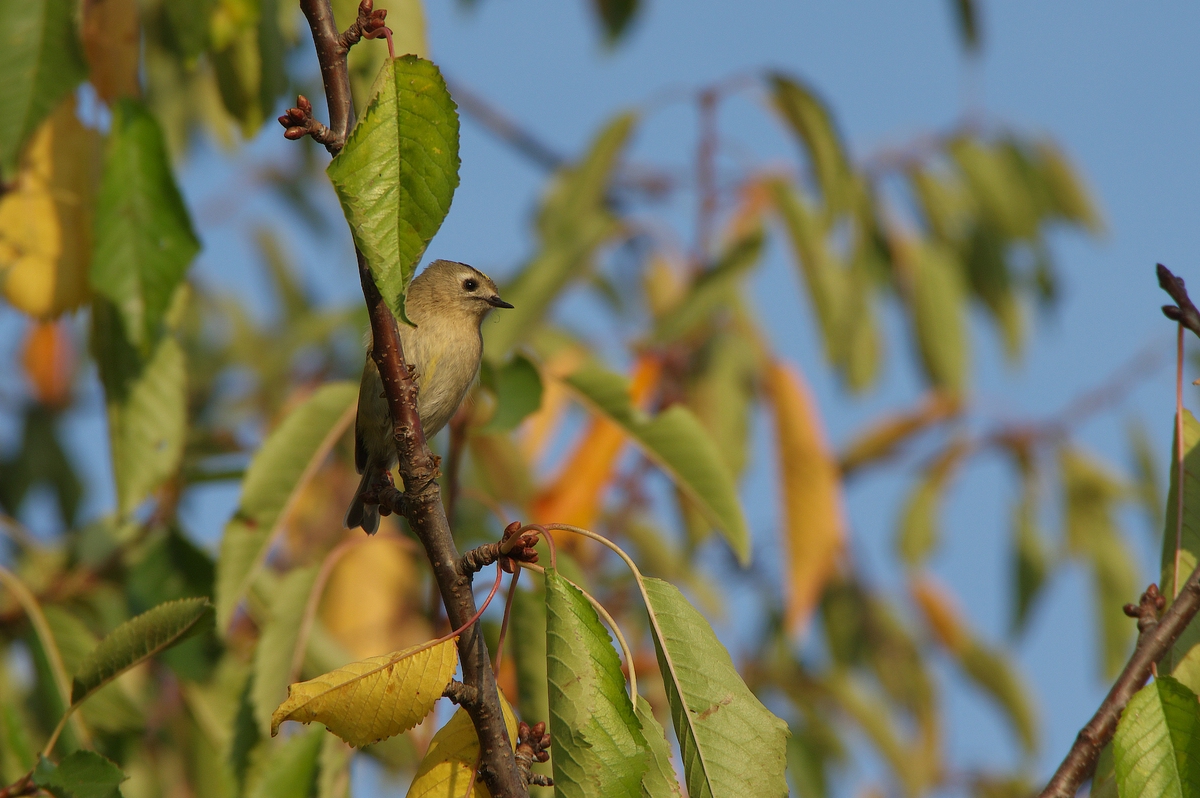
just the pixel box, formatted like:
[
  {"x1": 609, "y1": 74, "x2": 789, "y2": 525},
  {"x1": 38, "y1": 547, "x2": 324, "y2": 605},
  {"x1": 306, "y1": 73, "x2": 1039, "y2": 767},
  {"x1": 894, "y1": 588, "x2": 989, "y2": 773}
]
[
  {"x1": 0, "y1": 97, "x2": 101, "y2": 318},
  {"x1": 765, "y1": 361, "x2": 845, "y2": 635},
  {"x1": 532, "y1": 355, "x2": 660, "y2": 534},
  {"x1": 406, "y1": 695, "x2": 519, "y2": 798},
  {"x1": 271, "y1": 638, "x2": 459, "y2": 747},
  {"x1": 910, "y1": 575, "x2": 968, "y2": 653},
  {"x1": 320, "y1": 535, "x2": 429, "y2": 660},
  {"x1": 83, "y1": 0, "x2": 141, "y2": 102}
]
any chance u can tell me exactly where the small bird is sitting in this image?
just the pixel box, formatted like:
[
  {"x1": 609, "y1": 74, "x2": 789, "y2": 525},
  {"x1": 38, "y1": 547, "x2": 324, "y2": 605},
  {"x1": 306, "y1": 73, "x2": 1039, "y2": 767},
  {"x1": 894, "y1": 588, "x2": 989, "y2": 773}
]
[{"x1": 345, "y1": 260, "x2": 513, "y2": 534}]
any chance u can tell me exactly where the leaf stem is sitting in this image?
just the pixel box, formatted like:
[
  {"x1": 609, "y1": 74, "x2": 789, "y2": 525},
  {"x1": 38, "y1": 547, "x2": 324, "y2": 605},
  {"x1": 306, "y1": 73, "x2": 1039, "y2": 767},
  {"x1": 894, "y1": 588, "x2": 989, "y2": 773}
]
[
  {"x1": 493, "y1": 568, "x2": 520, "y2": 673},
  {"x1": 1175, "y1": 321, "x2": 1185, "y2": 598}
]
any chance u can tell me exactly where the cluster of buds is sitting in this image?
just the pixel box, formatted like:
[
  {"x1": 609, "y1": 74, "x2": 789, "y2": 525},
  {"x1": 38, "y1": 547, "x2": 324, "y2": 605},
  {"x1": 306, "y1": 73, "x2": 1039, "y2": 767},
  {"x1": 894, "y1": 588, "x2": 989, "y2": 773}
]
[
  {"x1": 498, "y1": 521, "x2": 540, "y2": 573},
  {"x1": 278, "y1": 96, "x2": 334, "y2": 144},
  {"x1": 355, "y1": 0, "x2": 390, "y2": 40}
]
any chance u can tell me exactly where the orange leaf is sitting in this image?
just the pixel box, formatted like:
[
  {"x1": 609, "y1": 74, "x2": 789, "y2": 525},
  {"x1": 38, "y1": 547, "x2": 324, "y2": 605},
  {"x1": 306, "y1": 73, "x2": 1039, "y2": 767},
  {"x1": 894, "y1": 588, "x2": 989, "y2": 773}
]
[
  {"x1": 83, "y1": 0, "x2": 141, "y2": 102},
  {"x1": 22, "y1": 320, "x2": 74, "y2": 408},
  {"x1": 532, "y1": 356, "x2": 661, "y2": 536},
  {"x1": 839, "y1": 391, "x2": 962, "y2": 476},
  {"x1": 765, "y1": 361, "x2": 845, "y2": 635},
  {"x1": 910, "y1": 574, "x2": 968, "y2": 653},
  {"x1": 519, "y1": 346, "x2": 586, "y2": 467}
]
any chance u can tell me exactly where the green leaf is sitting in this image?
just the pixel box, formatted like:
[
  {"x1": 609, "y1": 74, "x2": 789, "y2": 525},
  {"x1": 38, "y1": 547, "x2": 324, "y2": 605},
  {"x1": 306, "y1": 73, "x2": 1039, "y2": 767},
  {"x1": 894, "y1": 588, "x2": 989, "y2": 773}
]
[
  {"x1": 821, "y1": 672, "x2": 922, "y2": 795},
  {"x1": 318, "y1": 732, "x2": 352, "y2": 798},
  {"x1": 591, "y1": 0, "x2": 639, "y2": 43},
  {"x1": 0, "y1": 703, "x2": 36, "y2": 783},
  {"x1": 42, "y1": 606, "x2": 142, "y2": 733},
  {"x1": 957, "y1": 641, "x2": 1038, "y2": 754},
  {"x1": 768, "y1": 180, "x2": 844, "y2": 362},
  {"x1": 252, "y1": 566, "x2": 319, "y2": 736},
  {"x1": 561, "y1": 362, "x2": 750, "y2": 563},
  {"x1": 767, "y1": 74, "x2": 851, "y2": 213},
  {"x1": 480, "y1": 354, "x2": 544, "y2": 434},
  {"x1": 948, "y1": 0, "x2": 980, "y2": 53},
  {"x1": 685, "y1": 325, "x2": 760, "y2": 478},
  {"x1": 948, "y1": 137, "x2": 1038, "y2": 241},
  {"x1": 1011, "y1": 475, "x2": 1051, "y2": 634},
  {"x1": 910, "y1": 243, "x2": 969, "y2": 395},
  {"x1": 0, "y1": 0, "x2": 87, "y2": 178},
  {"x1": 1162, "y1": 410, "x2": 1200, "y2": 692},
  {"x1": 636, "y1": 702, "x2": 682, "y2": 798},
  {"x1": 34, "y1": 751, "x2": 126, "y2": 798},
  {"x1": 1033, "y1": 139, "x2": 1103, "y2": 233},
  {"x1": 908, "y1": 167, "x2": 971, "y2": 243},
  {"x1": 91, "y1": 100, "x2": 200, "y2": 351},
  {"x1": 1113, "y1": 676, "x2": 1200, "y2": 798},
  {"x1": 163, "y1": 0, "x2": 214, "y2": 59},
  {"x1": 896, "y1": 442, "x2": 966, "y2": 566},
  {"x1": 1129, "y1": 418, "x2": 1164, "y2": 534},
  {"x1": 651, "y1": 230, "x2": 764, "y2": 343},
  {"x1": 512, "y1": 582, "x2": 549, "y2": 724},
  {"x1": 210, "y1": 0, "x2": 287, "y2": 137},
  {"x1": 485, "y1": 113, "x2": 636, "y2": 362},
  {"x1": 327, "y1": 56, "x2": 460, "y2": 325},
  {"x1": 104, "y1": 327, "x2": 187, "y2": 517},
  {"x1": 1061, "y1": 447, "x2": 1139, "y2": 677},
  {"x1": 215, "y1": 381, "x2": 356, "y2": 632},
  {"x1": 71, "y1": 597, "x2": 211, "y2": 705},
  {"x1": 247, "y1": 724, "x2": 324, "y2": 798},
  {"x1": 510, "y1": 579, "x2": 553, "y2": 795},
  {"x1": 546, "y1": 569, "x2": 648, "y2": 797},
  {"x1": 641, "y1": 577, "x2": 789, "y2": 798}
]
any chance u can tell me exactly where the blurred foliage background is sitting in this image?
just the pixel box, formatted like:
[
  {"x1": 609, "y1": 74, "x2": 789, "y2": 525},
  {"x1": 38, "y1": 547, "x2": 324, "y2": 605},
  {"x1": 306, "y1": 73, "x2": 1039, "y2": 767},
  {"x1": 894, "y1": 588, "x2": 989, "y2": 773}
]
[{"x1": 0, "y1": 0, "x2": 1189, "y2": 796}]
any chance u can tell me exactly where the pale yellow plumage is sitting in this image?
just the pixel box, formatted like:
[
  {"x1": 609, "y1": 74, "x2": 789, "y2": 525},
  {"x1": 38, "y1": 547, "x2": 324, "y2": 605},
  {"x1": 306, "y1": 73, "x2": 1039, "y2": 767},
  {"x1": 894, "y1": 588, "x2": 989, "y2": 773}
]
[{"x1": 345, "y1": 260, "x2": 512, "y2": 533}]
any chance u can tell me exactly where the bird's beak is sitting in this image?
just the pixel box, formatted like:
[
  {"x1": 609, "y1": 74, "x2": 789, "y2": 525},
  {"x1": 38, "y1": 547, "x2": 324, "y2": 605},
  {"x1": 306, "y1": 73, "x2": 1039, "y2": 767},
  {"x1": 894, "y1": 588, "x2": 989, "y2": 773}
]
[{"x1": 486, "y1": 295, "x2": 514, "y2": 309}]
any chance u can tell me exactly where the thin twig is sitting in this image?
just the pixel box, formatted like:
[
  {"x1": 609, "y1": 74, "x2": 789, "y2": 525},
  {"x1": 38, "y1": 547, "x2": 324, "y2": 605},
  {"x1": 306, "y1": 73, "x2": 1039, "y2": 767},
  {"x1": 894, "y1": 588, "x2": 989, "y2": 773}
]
[
  {"x1": 0, "y1": 772, "x2": 34, "y2": 798},
  {"x1": 1176, "y1": 322, "x2": 1185, "y2": 598},
  {"x1": 694, "y1": 88, "x2": 719, "y2": 262}
]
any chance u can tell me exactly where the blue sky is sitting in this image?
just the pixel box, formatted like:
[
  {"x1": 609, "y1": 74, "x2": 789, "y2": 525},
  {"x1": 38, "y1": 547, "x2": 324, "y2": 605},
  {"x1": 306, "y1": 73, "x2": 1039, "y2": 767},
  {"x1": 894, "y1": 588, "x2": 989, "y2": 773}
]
[{"x1": 4, "y1": 0, "x2": 1200, "y2": 794}]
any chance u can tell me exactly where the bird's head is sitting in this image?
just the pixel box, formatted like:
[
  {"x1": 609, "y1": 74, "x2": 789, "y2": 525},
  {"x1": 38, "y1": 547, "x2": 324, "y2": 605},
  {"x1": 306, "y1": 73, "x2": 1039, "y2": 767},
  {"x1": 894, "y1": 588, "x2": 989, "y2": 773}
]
[{"x1": 408, "y1": 260, "x2": 513, "y2": 324}]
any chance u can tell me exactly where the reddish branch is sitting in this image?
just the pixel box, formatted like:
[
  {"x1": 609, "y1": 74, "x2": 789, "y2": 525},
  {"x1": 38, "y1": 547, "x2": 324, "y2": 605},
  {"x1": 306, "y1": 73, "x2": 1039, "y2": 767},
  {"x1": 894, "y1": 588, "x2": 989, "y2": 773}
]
[
  {"x1": 0, "y1": 772, "x2": 34, "y2": 798},
  {"x1": 292, "y1": 3, "x2": 526, "y2": 794},
  {"x1": 1037, "y1": 266, "x2": 1200, "y2": 798}
]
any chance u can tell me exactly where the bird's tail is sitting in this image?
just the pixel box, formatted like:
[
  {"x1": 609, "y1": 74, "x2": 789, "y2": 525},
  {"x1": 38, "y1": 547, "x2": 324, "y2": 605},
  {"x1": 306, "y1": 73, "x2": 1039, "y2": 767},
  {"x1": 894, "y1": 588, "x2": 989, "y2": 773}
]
[{"x1": 344, "y1": 465, "x2": 382, "y2": 535}]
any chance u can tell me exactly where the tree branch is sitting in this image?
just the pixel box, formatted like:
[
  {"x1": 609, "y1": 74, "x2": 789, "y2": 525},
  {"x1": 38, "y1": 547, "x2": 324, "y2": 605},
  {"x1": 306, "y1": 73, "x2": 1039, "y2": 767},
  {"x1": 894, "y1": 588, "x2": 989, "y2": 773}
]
[
  {"x1": 1037, "y1": 569, "x2": 1200, "y2": 795},
  {"x1": 293, "y1": 3, "x2": 525, "y2": 795}
]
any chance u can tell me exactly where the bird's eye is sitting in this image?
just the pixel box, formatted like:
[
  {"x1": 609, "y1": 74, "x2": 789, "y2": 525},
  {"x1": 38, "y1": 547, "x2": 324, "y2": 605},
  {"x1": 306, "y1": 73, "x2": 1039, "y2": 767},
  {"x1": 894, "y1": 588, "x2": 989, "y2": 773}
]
[{"x1": 463, "y1": 278, "x2": 478, "y2": 292}]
